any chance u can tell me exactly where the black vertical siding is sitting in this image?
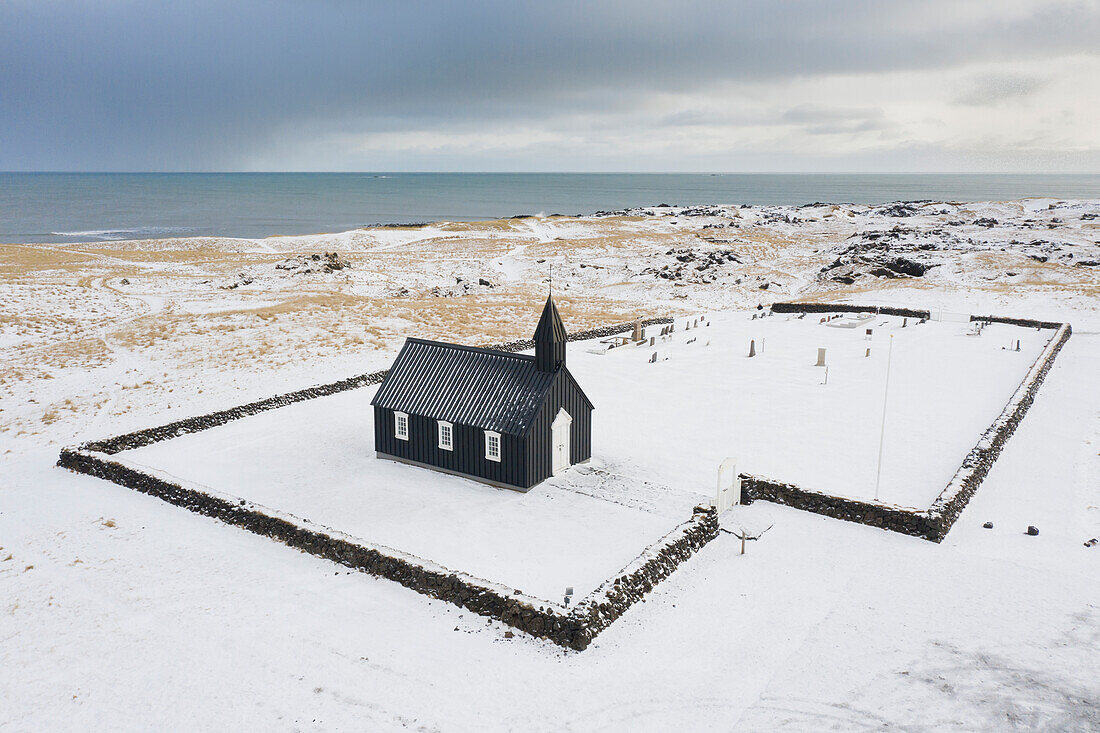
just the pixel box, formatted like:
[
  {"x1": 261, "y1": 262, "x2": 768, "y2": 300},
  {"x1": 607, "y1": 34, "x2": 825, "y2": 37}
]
[
  {"x1": 374, "y1": 406, "x2": 528, "y2": 488},
  {"x1": 524, "y1": 371, "x2": 593, "y2": 487}
]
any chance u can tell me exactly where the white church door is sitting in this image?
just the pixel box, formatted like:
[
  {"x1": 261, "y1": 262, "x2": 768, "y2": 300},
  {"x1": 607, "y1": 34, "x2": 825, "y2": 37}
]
[{"x1": 551, "y1": 408, "x2": 572, "y2": 476}]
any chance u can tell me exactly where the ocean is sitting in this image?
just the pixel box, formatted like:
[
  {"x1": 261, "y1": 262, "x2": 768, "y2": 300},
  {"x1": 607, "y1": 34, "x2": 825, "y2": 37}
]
[{"x1": 2, "y1": 172, "x2": 1098, "y2": 244}]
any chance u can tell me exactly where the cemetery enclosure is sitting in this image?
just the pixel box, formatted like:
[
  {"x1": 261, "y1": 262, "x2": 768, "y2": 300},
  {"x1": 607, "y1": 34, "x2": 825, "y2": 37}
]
[
  {"x1": 589, "y1": 309, "x2": 1052, "y2": 510},
  {"x1": 736, "y1": 303, "x2": 1072, "y2": 541}
]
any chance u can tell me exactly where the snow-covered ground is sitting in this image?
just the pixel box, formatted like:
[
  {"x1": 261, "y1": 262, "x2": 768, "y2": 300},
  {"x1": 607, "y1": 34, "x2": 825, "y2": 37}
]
[
  {"x1": 2, "y1": 201, "x2": 1098, "y2": 730},
  {"x1": 586, "y1": 312, "x2": 1048, "y2": 508},
  {"x1": 115, "y1": 386, "x2": 679, "y2": 602},
  {"x1": 112, "y1": 312, "x2": 1049, "y2": 605}
]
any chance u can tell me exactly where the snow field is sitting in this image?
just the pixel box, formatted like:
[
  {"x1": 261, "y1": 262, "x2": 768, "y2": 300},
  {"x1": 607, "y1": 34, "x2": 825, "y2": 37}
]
[
  {"x1": 114, "y1": 308, "x2": 1046, "y2": 610},
  {"x1": 117, "y1": 389, "x2": 678, "y2": 602},
  {"x1": 579, "y1": 310, "x2": 1048, "y2": 509},
  {"x1": 3, "y1": 285, "x2": 1097, "y2": 731}
]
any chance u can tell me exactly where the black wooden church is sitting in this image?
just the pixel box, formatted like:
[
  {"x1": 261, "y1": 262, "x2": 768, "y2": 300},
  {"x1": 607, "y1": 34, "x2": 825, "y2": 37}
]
[{"x1": 372, "y1": 297, "x2": 593, "y2": 491}]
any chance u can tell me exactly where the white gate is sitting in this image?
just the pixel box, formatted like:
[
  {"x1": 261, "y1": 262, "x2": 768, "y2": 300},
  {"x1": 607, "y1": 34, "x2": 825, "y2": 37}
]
[
  {"x1": 716, "y1": 457, "x2": 740, "y2": 513},
  {"x1": 552, "y1": 409, "x2": 572, "y2": 476},
  {"x1": 931, "y1": 308, "x2": 971, "y2": 323}
]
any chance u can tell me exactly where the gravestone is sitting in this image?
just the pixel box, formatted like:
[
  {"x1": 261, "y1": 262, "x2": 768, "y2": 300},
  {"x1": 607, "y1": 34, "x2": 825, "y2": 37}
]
[
  {"x1": 650, "y1": 351, "x2": 657, "y2": 363},
  {"x1": 902, "y1": 318, "x2": 907, "y2": 328},
  {"x1": 649, "y1": 336, "x2": 655, "y2": 346},
  {"x1": 865, "y1": 347, "x2": 871, "y2": 357},
  {"x1": 748, "y1": 339, "x2": 756, "y2": 358},
  {"x1": 632, "y1": 320, "x2": 642, "y2": 341},
  {"x1": 865, "y1": 328, "x2": 873, "y2": 340},
  {"x1": 816, "y1": 347, "x2": 826, "y2": 367}
]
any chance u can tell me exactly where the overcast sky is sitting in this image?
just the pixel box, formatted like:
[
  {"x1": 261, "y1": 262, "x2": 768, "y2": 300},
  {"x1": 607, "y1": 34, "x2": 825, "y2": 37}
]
[{"x1": 2, "y1": 0, "x2": 1098, "y2": 172}]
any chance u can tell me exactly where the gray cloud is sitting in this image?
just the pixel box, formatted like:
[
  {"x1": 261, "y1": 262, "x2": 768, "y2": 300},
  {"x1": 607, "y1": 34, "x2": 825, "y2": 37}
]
[
  {"x1": 1, "y1": 0, "x2": 1097, "y2": 170},
  {"x1": 781, "y1": 105, "x2": 892, "y2": 136},
  {"x1": 953, "y1": 73, "x2": 1048, "y2": 106}
]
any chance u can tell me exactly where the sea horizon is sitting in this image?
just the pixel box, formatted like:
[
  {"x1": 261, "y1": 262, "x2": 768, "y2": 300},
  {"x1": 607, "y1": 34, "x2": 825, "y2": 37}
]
[{"x1": 3, "y1": 171, "x2": 1098, "y2": 244}]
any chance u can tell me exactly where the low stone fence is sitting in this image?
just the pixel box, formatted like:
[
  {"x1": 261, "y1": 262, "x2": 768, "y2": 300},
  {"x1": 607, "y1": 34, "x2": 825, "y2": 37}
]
[
  {"x1": 83, "y1": 316, "x2": 675, "y2": 455},
  {"x1": 490, "y1": 316, "x2": 675, "y2": 354},
  {"x1": 926, "y1": 322, "x2": 1071, "y2": 540},
  {"x1": 739, "y1": 474, "x2": 938, "y2": 540},
  {"x1": 57, "y1": 447, "x2": 716, "y2": 651},
  {"x1": 971, "y1": 314, "x2": 1064, "y2": 330},
  {"x1": 739, "y1": 304, "x2": 1071, "y2": 542},
  {"x1": 571, "y1": 504, "x2": 718, "y2": 640},
  {"x1": 770, "y1": 301, "x2": 931, "y2": 320},
  {"x1": 82, "y1": 372, "x2": 391, "y2": 454}
]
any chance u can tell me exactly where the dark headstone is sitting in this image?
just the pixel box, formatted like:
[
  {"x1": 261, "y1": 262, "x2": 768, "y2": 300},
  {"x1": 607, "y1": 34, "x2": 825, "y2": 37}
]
[
  {"x1": 983, "y1": 521, "x2": 993, "y2": 529},
  {"x1": 1026, "y1": 525, "x2": 1039, "y2": 536}
]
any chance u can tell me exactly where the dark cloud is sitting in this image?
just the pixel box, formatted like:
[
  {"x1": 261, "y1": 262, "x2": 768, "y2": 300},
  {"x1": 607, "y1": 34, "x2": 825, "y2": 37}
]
[{"x1": 1, "y1": 0, "x2": 1097, "y2": 169}]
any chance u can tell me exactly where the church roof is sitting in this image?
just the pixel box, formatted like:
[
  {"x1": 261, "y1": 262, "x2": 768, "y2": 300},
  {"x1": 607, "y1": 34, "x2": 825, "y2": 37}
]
[{"x1": 371, "y1": 339, "x2": 558, "y2": 435}]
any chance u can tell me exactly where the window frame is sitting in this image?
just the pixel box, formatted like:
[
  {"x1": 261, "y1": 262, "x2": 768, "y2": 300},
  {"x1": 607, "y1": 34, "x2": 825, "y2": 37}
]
[
  {"x1": 437, "y1": 420, "x2": 453, "y2": 451},
  {"x1": 394, "y1": 411, "x2": 409, "y2": 441},
  {"x1": 484, "y1": 430, "x2": 501, "y2": 462}
]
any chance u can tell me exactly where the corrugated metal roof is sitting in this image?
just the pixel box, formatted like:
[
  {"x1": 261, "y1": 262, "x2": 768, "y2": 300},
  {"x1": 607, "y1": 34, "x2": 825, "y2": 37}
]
[{"x1": 371, "y1": 338, "x2": 558, "y2": 435}]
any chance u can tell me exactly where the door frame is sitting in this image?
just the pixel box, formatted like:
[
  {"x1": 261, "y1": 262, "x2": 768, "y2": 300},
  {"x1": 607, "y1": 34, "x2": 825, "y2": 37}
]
[{"x1": 551, "y1": 408, "x2": 572, "y2": 476}]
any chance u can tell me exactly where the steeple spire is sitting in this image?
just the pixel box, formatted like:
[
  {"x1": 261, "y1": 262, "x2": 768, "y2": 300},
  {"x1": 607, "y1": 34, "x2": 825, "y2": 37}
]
[{"x1": 534, "y1": 296, "x2": 567, "y2": 372}]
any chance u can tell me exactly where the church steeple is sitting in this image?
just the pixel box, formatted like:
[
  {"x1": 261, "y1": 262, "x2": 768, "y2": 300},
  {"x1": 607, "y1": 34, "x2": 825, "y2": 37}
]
[{"x1": 534, "y1": 296, "x2": 567, "y2": 372}]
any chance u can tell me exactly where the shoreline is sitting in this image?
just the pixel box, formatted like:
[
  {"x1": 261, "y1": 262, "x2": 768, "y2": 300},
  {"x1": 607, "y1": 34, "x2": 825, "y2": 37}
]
[{"x1": 9, "y1": 193, "x2": 1100, "y2": 247}]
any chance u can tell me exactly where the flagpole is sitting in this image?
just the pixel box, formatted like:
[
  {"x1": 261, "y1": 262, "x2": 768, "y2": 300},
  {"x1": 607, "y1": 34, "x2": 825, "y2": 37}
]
[{"x1": 874, "y1": 334, "x2": 894, "y2": 501}]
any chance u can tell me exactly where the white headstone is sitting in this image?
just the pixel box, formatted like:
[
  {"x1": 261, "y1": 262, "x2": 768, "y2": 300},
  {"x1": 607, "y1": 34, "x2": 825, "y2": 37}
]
[{"x1": 816, "y1": 347, "x2": 827, "y2": 367}]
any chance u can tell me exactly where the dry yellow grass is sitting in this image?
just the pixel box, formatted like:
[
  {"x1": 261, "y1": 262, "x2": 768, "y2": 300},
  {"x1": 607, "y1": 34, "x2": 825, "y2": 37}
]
[{"x1": 3, "y1": 214, "x2": 1095, "y2": 445}]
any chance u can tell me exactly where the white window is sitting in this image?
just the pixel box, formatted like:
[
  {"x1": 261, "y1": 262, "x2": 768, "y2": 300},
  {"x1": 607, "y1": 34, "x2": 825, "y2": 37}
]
[
  {"x1": 394, "y1": 411, "x2": 409, "y2": 440},
  {"x1": 484, "y1": 431, "x2": 501, "y2": 462},
  {"x1": 437, "y1": 420, "x2": 453, "y2": 450}
]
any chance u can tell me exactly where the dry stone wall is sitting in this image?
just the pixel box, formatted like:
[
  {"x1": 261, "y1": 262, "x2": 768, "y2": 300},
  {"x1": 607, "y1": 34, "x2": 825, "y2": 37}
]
[
  {"x1": 57, "y1": 447, "x2": 715, "y2": 651},
  {"x1": 770, "y1": 302, "x2": 931, "y2": 320},
  {"x1": 970, "y1": 314, "x2": 1064, "y2": 330},
  {"x1": 84, "y1": 316, "x2": 675, "y2": 454},
  {"x1": 926, "y1": 322, "x2": 1071, "y2": 540},
  {"x1": 739, "y1": 474, "x2": 939, "y2": 539}
]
